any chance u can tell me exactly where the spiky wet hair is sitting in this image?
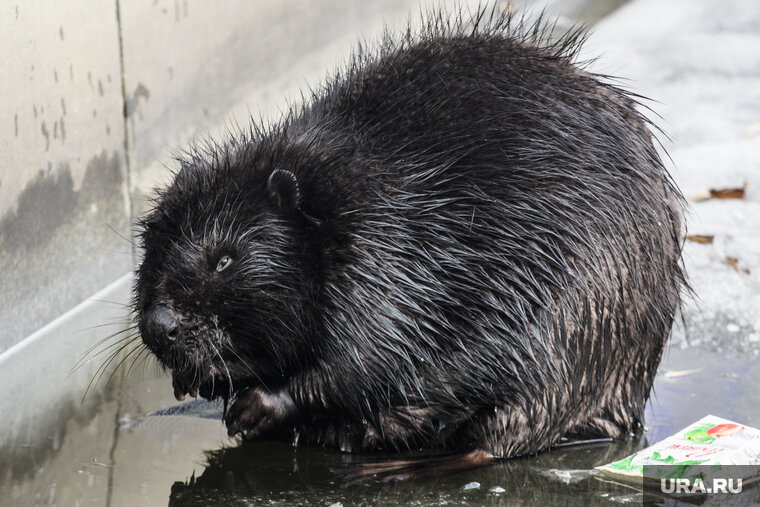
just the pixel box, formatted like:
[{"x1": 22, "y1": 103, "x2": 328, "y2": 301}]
[{"x1": 133, "y1": 5, "x2": 685, "y2": 458}]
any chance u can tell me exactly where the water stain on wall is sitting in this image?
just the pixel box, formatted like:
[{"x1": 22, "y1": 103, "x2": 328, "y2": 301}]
[
  {"x1": 0, "y1": 150, "x2": 132, "y2": 351},
  {"x1": 126, "y1": 83, "x2": 150, "y2": 118},
  {"x1": 0, "y1": 152, "x2": 124, "y2": 254},
  {"x1": 40, "y1": 121, "x2": 49, "y2": 150},
  {"x1": 0, "y1": 167, "x2": 77, "y2": 253}
]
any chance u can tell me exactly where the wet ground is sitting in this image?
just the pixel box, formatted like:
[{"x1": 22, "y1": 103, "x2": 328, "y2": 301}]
[{"x1": 3, "y1": 323, "x2": 758, "y2": 506}]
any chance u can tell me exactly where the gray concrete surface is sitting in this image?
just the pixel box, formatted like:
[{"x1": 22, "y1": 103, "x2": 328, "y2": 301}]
[
  {"x1": 0, "y1": 275, "x2": 131, "y2": 503},
  {"x1": 0, "y1": 1, "x2": 132, "y2": 352}
]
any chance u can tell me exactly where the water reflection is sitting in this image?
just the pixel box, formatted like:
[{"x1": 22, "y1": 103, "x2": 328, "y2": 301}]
[{"x1": 167, "y1": 438, "x2": 648, "y2": 506}]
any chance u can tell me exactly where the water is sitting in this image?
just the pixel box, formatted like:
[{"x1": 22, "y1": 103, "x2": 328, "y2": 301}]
[{"x1": 2, "y1": 321, "x2": 758, "y2": 506}]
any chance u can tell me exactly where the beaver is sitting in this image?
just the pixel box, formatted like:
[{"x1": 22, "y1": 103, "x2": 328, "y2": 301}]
[{"x1": 134, "y1": 8, "x2": 686, "y2": 481}]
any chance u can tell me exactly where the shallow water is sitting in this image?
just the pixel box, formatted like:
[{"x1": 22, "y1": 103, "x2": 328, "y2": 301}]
[{"x1": 3, "y1": 324, "x2": 758, "y2": 506}]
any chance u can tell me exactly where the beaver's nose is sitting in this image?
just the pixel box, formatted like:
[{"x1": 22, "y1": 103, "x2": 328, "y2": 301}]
[{"x1": 142, "y1": 306, "x2": 179, "y2": 350}]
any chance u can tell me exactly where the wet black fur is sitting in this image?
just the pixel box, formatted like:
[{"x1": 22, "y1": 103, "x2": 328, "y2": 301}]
[{"x1": 135, "y1": 8, "x2": 686, "y2": 461}]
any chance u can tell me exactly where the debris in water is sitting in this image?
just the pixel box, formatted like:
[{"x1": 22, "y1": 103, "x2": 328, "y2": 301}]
[
  {"x1": 663, "y1": 369, "x2": 700, "y2": 378},
  {"x1": 724, "y1": 256, "x2": 750, "y2": 274},
  {"x1": 692, "y1": 183, "x2": 746, "y2": 202},
  {"x1": 686, "y1": 234, "x2": 714, "y2": 244},
  {"x1": 542, "y1": 468, "x2": 590, "y2": 485},
  {"x1": 463, "y1": 481, "x2": 481, "y2": 490}
]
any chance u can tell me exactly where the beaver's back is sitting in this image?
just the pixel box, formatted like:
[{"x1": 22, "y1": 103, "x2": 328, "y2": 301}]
[{"x1": 281, "y1": 15, "x2": 685, "y2": 452}]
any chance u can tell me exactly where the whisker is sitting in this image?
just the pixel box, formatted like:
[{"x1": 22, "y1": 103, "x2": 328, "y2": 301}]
[
  {"x1": 75, "y1": 319, "x2": 137, "y2": 334},
  {"x1": 81, "y1": 340, "x2": 140, "y2": 404},
  {"x1": 76, "y1": 324, "x2": 139, "y2": 353},
  {"x1": 103, "y1": 343, "x2": 146, "y2": 390},
  {"x1": 107, "y1": 223, "x2": 139, "y2": 248},
  {"x1": 86, "y1": 299, "x2": 135, "y2": 310},
  {"x1": 125, "y1": 346, "x2": 153, "y2": 384},
  {"x1": 225, "y1": 344, "x2": 269, "y2": 392},
  {"x1": 209, "y1": 340, "x2": 234, "y2": 400},
  {"x1": 70, "y1": 328, "x2": 140, "y2": 376}
]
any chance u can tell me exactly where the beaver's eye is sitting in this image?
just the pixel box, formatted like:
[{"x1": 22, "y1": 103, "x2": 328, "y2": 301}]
[{"x1": 216, "y1": 255, "x2": 232, "y2": 272}]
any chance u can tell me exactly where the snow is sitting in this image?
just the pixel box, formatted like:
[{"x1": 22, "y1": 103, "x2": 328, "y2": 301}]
[{"x1": 582, "y1": 0, "x2": 760, "y2": 350}]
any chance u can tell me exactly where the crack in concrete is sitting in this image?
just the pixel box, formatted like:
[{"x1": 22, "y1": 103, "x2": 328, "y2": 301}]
[{"x1": 107, "y1": 1, "x2": 134, "y2": 505}]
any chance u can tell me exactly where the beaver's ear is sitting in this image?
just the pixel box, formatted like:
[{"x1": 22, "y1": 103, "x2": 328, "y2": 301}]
[{"x1": 267, "y1": 169, "x2": 300, "y2": 214}]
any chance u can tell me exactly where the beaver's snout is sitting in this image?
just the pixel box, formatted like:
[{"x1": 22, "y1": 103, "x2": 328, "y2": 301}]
[{"x1": 141, "y1": 305, "x2": 180, "y2": 353}]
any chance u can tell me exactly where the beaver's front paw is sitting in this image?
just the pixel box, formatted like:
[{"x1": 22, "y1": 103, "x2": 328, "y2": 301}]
[{"x1": 225, "y1": 386, "x2": 299, "y2": 440}]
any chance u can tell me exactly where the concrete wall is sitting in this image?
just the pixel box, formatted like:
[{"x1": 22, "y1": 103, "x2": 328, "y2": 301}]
[{"x1": 1, "y1": 1, "x2": 132, "y2": 352}]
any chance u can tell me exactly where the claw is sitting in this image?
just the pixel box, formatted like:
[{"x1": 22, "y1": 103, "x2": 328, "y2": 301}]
[
  {"x1": 227, "y1": 420, "x2": 240, "y2": 438},
  {"x1": 223, "y1": 386, "x2": 299, "y2": 442},
  {"x1": 171, "y1": 372, "x2": 187, "y2": 401}
]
